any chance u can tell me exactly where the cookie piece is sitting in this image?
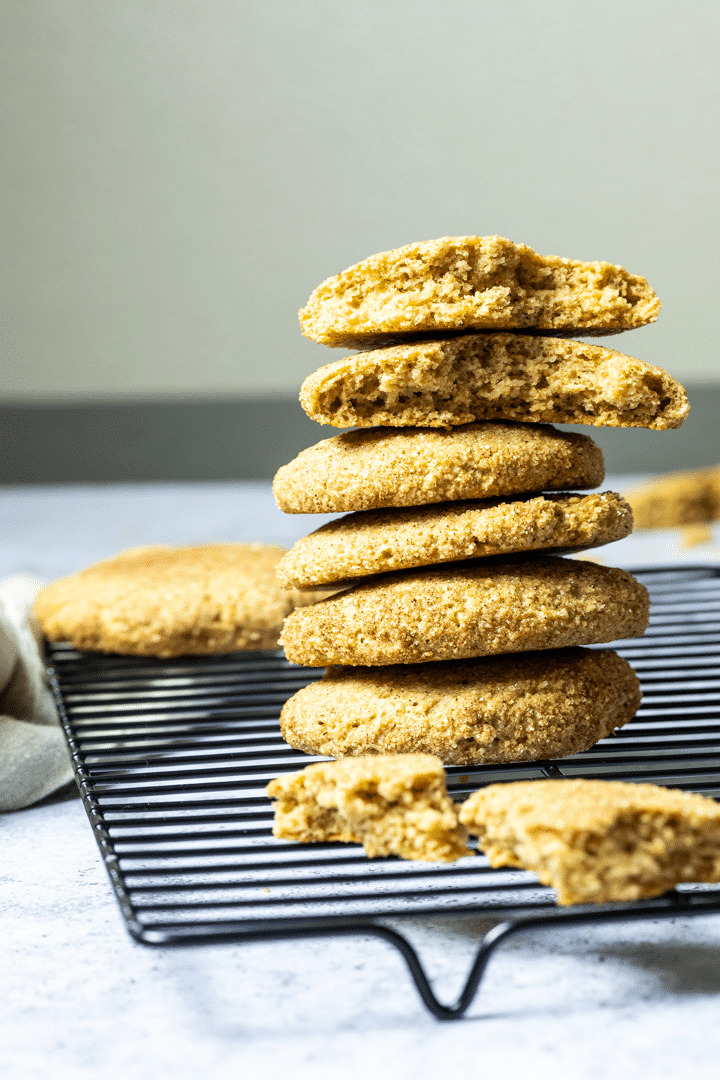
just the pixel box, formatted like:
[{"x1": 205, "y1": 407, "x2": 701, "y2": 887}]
[
  {"x1": 299, "y1": 236, "x2": 661, "y2": 347},
  {"x1": 267, "y1": 753, "x2": 472, "y2": 862},
  {"x1": 300, "y1": 334, "x2": 688, "y2": 431},
  {"x1": 459, "y1": 779, "x2": 720, "y2": 904},
  {"x1": 273, "y1": 423, "x2": 604, "y2": 514},
  {"x1": 626, "y1": 465, "x2": 720, "y2": 529},
  {"x1": 34, "y1": 543, "x2": 322, "y2": 657},
  {"x1": 277, "y1": 492, "x2": 632, "y2": 589},
  {"x1": 280, "y1": 648, "x2": 640, "y2": 765},
  {"x1": 680, "y1": 524, "x2": 714, "y2": 549},
  {"x1": 280, "y1": 556, "x2": 649, "y2": 667}
]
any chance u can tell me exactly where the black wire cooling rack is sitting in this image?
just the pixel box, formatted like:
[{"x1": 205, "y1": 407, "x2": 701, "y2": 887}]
[{"x1": 46, "y1": 565, "x2": 720, "y2": 1019}]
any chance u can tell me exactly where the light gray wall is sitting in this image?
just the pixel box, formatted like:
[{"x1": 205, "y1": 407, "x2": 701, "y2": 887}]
[{"x1": 2, "y1": 0, "x2": 720, "y2": 403}]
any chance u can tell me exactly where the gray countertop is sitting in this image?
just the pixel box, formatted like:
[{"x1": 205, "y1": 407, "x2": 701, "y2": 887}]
[{"x1": 3, "y1": 480, "x2": 720, "y2": 1080}]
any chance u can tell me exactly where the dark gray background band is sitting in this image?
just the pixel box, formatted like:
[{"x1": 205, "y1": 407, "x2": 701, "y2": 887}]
[{"x1": 2, "y1": 385, "x2": 718, "y2": 485}]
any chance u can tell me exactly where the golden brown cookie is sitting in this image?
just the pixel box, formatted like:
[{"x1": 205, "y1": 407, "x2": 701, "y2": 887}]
[
  {"x1": 280, "y1": 648, "x2": 640, "y2": 765},
  {"x1": 280, "y1": 556, "x2": 649, "y2": 667},
  {"x1": 299, "y1": 236, "x2": 661, "y2": 347},
  {"x1": 299, "y1": 333, "x2": 688, "y2": 430},
  {"x1": 277, "y1": 491, "x2": 632, "y2": 589},
  {"x1": 266, "y1": 753, "x2": 472, "y2": 862},
  {"x1": 273, "y1": 422, "x2": 605, "y2": 515},
  {"x1": 626, "y1": 465, "x2": 720, "y2": 528},
  {"x1": 34, "y1": 543, "x2": 323, "y2": 657},
  {"x1": 459, "y1": 779, "x2": 720, "y2": 905}
]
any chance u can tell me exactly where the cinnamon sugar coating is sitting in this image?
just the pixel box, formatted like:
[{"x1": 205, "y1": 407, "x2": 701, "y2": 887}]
[
  {"x1": 277, "y1": 491, "x2": 631, "y2": 588},
  {"x1": 279, "y1": 648, "x2": 640, "y2": 765},
  {"x1": 273, "y1": 422, "x2": 604, "y2": 514},
  {"x1": 280, "y1": 556, "x2": 649, "y2": 667},
  {"x1": 34, "y1": 543, "x2": 324, "y2": 657}
]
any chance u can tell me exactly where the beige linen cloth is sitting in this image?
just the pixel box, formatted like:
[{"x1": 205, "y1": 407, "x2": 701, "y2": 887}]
[{"x1": 0, "y1": 575, "x2": 74, "y2": 811}]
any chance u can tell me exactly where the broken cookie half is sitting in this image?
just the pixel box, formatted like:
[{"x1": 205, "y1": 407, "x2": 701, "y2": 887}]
[
  {"x1": 459, "y1": 779, "x2": 720, "y2": 905},
  {"x1": 266, "y1": 753, "x2": 472, "y2": 862},
  {"x1": 299, "y1": 235, "x2": 661, "y2": 347},
  {"x1": 299, "y1": 334, "x2": 688, "y2": 431}
]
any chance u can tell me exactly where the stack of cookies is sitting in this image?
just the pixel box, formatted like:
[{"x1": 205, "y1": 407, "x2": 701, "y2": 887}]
[{"x1": 272, "y1": 236, "x2": 689, "y2": 767}]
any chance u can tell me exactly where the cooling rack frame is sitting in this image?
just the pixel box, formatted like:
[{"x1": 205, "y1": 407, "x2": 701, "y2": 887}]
[{"x1": 46, "y1": 564, "x2": 720, "y2": 1020}]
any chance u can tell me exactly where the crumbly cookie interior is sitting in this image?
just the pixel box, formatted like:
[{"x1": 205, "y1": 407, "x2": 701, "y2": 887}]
[
  {"x1": 300, "y1": 334, "x2": 688, "y2": 431},
  {"x1": 299, "y1": 236, "x2": 661, "y2": 346},
  {"x1": 267, "y1": 754, "x2": 472, "y2": 862},
  {"x1": 459, "y1": 779, "x2": 720, "y2": 904}
]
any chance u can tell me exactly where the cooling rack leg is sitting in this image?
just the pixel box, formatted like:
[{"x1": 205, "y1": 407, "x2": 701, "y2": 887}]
[
  {"x1": 328, "y1": 921, "x2": 532, "y2": 1020},
  {"x1": 364, "y1": 921, "x2": 527, "y2": 1020},
  {"x1": 372, "y1": 896, "x2": 720, "y2": 1021}
]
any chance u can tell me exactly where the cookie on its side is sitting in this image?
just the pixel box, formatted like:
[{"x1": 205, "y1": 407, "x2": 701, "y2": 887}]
[
  {"x1": 300, "y1": 334, "x2": 688, "y2": 431},
  {"x1": 34, "y1": 543, "x2": 320, "y2": 657},
  {"x1": 459, "y1": 779, "x2": 720, "y2": 904},
  {"x1": 277, "y1": 491, "x2": 632, "y2": 589},
  {"x1": 280, "y1": 556, "x2": 649, "y2": 667},
  {"x1": 266, "y1": 754, "x2": 472, "y2": 862},
  {"x1": 299, "y1": 235, "x2": 661, "y2": 347},
  {"x1": 273, "y1": 422, "x2": 604, "y2": 514},
  {"x1": 626, "y1": 465, "x2": 720, "y2": 529},
  {"x1": 280, "y1": 648, "x2": 640, "y2": 765}
]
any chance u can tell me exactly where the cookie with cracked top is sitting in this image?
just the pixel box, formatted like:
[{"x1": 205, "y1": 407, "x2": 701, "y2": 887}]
[
  {"x1": 35, "y1": 543, "x2": 325, "y2": 657},
  {"x1": 279, "y1": 555, "x2": 649, "y2": 667},
  {"x1": 273, "y1": 422, "x2": 604, "y2": 515},
  {"x1": 279, "y1": 648, "x2": 641, "y2": 765},
  {"x1": 277, "y1": 491, "x2": 632, "y2": 588}
]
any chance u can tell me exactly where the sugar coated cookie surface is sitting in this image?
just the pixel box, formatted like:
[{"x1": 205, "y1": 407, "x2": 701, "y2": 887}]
[
  {"x1": 300, "y1": 334, "x2": 688, "y2": 430},
  {"x1": 459, "y1": 779, "x2": 720, "y2": 904},
  {"x1": 299, "y1": 236, "x2": 661, "y2": 346},
  {"x1": 34, "y1": 543, "x2": 317, "y2": 656},
  {"x1": 280, "y1": 648, "x2": 640, "y2": 765},
  {"x1": 626, "y1": 465, "x2": 720, "y2": 529},
  {"x1": 280, "y1": 556, "x2": 649, "y2": 667},
  {"x1": 267, "y1": 753, "x2": 472, "y2": 862},
  {"x1": 277, "y1": 491, "x2": 632, "y2": 588},
  {"x1": 273, "y1": 422, "x2": 604, "y2": 514}
]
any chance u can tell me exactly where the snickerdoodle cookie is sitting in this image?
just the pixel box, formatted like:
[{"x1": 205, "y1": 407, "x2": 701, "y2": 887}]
[
  {"x1": 277, "y1": 491, "x2": 631, "y2": 589},
  {"x1": 267, "y1": 753, "x2": 472, "y2": 862},
  {"x1": 299, "y1": 236, "x2": 661, "y2": 347},
  {"x1": 626, "y1": 465, "x2": 720, "y2": 529},
  {"x1": 280, "y1": 556, "x2": 649, "y2": 667},
  {"x1": 273, "y1": 422, "x2": 604, "y2": 514},
  {"x1": 299, "y1": 334, "x2": 688, "y2": 431},
  {"x1": 459, "y1": 779, "x2": 720, "y2": 904},
  {"x1": 279, "y1": 648, "x2": 640, "y2": 765},
  {"x1": 35, "y1": 543, "x2": 320, "y2": 657}
]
